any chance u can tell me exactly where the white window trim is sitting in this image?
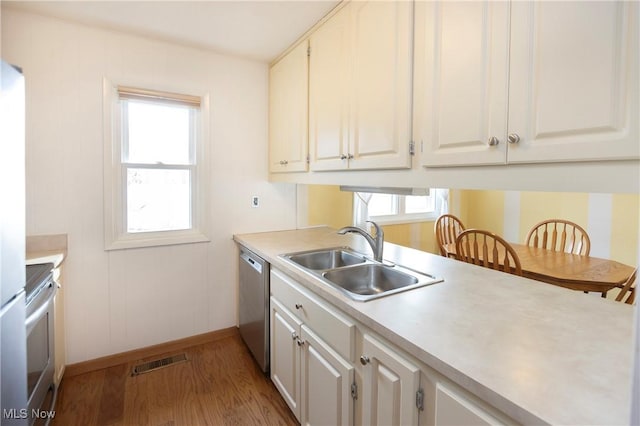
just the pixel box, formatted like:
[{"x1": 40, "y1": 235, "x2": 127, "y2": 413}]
[
  {"x1": 102, "y1": 78, "x2": 210, "y2": 250},
  {"x1": 355, "y1": 192, "x2": 442, "y2": 226}
]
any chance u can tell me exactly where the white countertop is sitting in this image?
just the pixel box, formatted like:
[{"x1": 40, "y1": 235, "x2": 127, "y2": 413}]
[
  {"x1": 233, "y1": 226, "x2": 634, "y2": 426},
  {"x1": 26, "y1": 234, "x2": 67, "y2": 268}
]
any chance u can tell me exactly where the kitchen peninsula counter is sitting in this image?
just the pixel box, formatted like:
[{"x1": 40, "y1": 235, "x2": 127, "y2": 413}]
[{"x1": 234, "y1": 226, "x2": 634, "y2": 425}]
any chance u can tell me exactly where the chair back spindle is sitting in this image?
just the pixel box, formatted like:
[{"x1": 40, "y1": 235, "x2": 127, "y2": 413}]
[
  {"x1": 526, "y1": 219, "x2": 591, "y2": 256},
  {"x1": 455, "y1": 229, "x2": 523, "y2": 276},
  {"x1": 434, "y1": 214, "x2": 465, "y2": 258},
  {"x1": 615, "y1": 268, "x2": 637, "y2": 305}
]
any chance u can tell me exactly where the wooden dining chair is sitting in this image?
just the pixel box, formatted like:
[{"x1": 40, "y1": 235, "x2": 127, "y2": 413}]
[
  {"x1": 434, "y1": 214, "x2": 465, "y2": 258},
  {"x1": 615, "y1": 268, "x2": 637, "y2": 304},
  {"x1": 455, "y1": 229, "x2": 523, "y2": 276},
  {"x1": 525, "y1": 219, "x2": 591, "y2": 256}
]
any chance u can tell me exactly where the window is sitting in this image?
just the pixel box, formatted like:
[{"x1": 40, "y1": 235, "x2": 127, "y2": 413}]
[
  {"x1": 104, "y1": 81, "x2": 210, "y2": 249},
  {"x1": 355, "y1": 190, "x2": 443, "y2": 225}
]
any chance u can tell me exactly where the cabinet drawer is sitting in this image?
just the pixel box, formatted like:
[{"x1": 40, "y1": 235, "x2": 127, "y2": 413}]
[
  {"x1": 435, "y1": 383, "x2": 506, "y2": 426},
  {"x1": 271, "y1": 268, "x2": 355, "y2": 361}
]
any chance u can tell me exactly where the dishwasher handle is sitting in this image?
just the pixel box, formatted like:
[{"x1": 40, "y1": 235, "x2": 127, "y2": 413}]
[{"x1": 240, "y1": 251, "x2": 263, "y2": 274}]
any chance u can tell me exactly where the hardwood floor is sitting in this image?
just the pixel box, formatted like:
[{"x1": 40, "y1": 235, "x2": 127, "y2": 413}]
[{"x1": 52, "y1": 334, "x2": 298, "y2": 426}]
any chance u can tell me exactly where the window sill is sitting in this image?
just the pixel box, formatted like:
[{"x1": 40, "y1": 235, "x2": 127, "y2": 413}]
[
  {"x1": 105, "y1": 229, "x2": 210, "y2": 251},
  {"x1": 369, "y1": 214, "x2": 439, "y2": 226}
]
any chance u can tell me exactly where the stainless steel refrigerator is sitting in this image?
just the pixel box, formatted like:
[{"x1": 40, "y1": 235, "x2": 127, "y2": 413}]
[{"x1": 0, "y1": 60, "x2": 28, "y2": 425}]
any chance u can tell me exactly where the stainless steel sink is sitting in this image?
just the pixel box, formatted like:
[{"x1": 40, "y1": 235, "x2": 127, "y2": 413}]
[
  {"x1": 323, "y1": 264, "x2": 441, "y2": 302},
  {"x1": 280, "y1": 248, "x2": 443, "y2": 302},
  {"x1": 324, "y1": 264, "x2": 417, "y2": 294},
  {"x1": 284, "y1": 248, "x2": 367, "y2": 271}
]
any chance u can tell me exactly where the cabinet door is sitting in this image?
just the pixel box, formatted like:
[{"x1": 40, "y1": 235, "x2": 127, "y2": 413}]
[
  {"x1": 435, "y1": 383, "x2": 504, "y2": 426},
  {"x1": 417, "y1": 1, "x2": 510, "y2": 167},
  {"x1": 508, "y1": 1, "x2": 639, "y2": 163},
  {"x1": 270, "y1": 297, "x2": 302, "y2": 421},
  {"x1": 349, "y1": 0, "x2": 413, "y2": 170},
  {"x1": 269, "y1": 41, "x2": 309, "y2": 173},
  {"x1": 300, "y1": 325, "x2": 354, "y2": 426},
  {"x1": 309, "y1": 5, "x2": 351, "y2": 171},
  {"x1": 361, "y1": 333, "x2": 421, "y2": 426}
]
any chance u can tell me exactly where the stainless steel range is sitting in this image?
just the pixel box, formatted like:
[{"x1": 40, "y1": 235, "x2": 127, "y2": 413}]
[{"x1": 25, "y1": 263, "x2": 57, "y2": 425}]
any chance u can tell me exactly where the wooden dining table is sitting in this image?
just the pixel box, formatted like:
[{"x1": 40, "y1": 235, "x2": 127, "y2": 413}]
[{"x1": 443, "y1": 242, "x2": 635, "y2": 297}]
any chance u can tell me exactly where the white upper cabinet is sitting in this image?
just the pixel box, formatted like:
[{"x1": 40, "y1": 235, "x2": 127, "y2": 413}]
[
  {"x1": 508, "y1": 1, "x2": 639, "y2": 163},
  {"x1": 417, "y1": 1, "x2": 639, "y2": 167},
  {"x1": 309, "y1": 1, "x2": 414, "y2": 171},
  {"x1": 417, "y1": 1, "x2": 510, "y2": 167},
  {"x1": 269, "y1": 41, "x2": 309, "y2": 173},
  {"x1": 309, "y1": 5, "x2": 351, "y2": 171}
]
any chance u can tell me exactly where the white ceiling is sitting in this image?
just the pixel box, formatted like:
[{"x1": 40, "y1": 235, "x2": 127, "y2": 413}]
[{"x1": 5, "y1": 0, "x2": 340, "y2": 62}]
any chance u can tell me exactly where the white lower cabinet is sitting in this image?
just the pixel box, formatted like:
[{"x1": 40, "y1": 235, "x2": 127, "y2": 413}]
[
  {"x1": 270, "y1": 268, "x2": 356, "y2": 425},
  {"x1": 270, "y1": 297, "x2": 355, "y2": 425},
  {"x1": 270, "y1": 297, "x2": 302, "y2": 418},
  {"x1": 300, "y1": 324, "x2": 355, "y2": 426},
  {"x1": 360, "y1": 333, "x2": 422, "y2": 426},
  {"x1": 434, "y1": 383, "x2": 504, "y2": 426},
  {"x1": 269, "y1": 268, "x2": 515, "y2": 426}
]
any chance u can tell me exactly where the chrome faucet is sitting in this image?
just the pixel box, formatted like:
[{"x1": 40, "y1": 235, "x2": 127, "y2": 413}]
[{"x1": 337, "y1": 221, "x2": 384, "y2": 262}]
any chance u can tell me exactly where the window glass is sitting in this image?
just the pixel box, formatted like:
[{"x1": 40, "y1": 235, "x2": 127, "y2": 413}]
[
  {"x1": 405, "y1": 195, "x2": 434, "y2": 214},
  {"x1": 125, "y1": 100, "x2": 192, "y2": 165},
  {"x1": 368, "y1": 194, "x2": 397, "y2": 216},
  {"x1": 104, "y1": 81, "x2": 209, "y2": 250},
  {"x1": 126, "y1": 168, "x2": 191, "y2": 233},
  {"x1": 356, "y1": 190, "x2": 443, "y2": 224}
]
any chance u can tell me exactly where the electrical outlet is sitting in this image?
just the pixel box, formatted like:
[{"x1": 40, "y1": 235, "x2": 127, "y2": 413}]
[{"x1": 251, "y1": 196, "x2": 259, "y2": 208}]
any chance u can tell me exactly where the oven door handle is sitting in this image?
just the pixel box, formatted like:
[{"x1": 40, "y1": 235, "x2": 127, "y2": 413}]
[{"x1": 26, "y1": 283, "x2": 56, "y2": 333}]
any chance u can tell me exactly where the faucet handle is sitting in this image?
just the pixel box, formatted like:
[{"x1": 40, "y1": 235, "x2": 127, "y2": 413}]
[{"x1": 366, "y1": 220, "x2": 383, "y2": 237}]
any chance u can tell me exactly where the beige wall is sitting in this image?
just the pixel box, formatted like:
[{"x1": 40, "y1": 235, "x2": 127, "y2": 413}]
[
  {"x1": 306, "y1": 185, "x2": 440, "y2": 254},
  {"x1": 3, "y1": 9, "x2": 298, "y2": 364},
  {"x1": 457, "y1": 190, "x2": 639, "y2": 267},
  {"x1": 307, "y1": 186, "x2": 639, "y2": 268},
  {"x1": 307, "y1": 185, "x2": 353, "y2": 230}
]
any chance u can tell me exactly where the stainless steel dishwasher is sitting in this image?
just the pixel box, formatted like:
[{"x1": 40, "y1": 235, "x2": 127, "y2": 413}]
[{"x1": 238, "y1": 245, "x2": 270, "y2": 373}]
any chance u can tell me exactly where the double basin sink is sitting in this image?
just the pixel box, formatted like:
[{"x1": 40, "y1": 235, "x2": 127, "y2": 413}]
[{"x1": 281, "y1": 247, "x2": 443, "y2": 302}]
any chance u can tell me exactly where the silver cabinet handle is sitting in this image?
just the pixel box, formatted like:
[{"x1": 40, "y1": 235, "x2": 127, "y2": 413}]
[
  {"x1": 295, "y1": 303, "x2": 303, "y2": 310},
  {"x1": 508, "y1": 133, "x2": 520, "y2": 144},
  {"x1": 360, "y1": 355, "x2": 370, "y2": 365},
  {"x1": 279, "y1": 160, "x2": 289, "y2": 165},
  {"x1": 296, "y1": 338, "x2": 305, "y2": 347},
  {"x1": 488, "y1": 136, "x2": 499, "y2": 146},
  {"x1": 292, "y1": 332, "x2": 298, "y2": 340},
  {"x1": 347, "y1": 154, "x2": 354, "y2": 160},
  {"x1": 340, "y1": 154, "x2": 347, "y2": 160}
]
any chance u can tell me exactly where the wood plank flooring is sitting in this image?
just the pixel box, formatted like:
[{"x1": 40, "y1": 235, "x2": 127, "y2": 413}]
[{"x1": 52, "y1": 334, "x2": 298, "y2": 426}]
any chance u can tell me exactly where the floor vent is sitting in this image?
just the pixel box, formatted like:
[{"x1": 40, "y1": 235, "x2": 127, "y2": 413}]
[{"x1": 131, "y1": 353, "x2": 188, "y2": 376}]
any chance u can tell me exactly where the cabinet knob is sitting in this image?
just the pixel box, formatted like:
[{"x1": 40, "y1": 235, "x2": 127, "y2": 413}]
[
  {"x1": 291, "y1": 332, "x2": 298, "y2": 340},
  {"x1": 296, "y1": 338, "x2": 305, "y2": 347},
  {"x1": 359, "y1": 355, "x2": 370, "y2": 365},
  {"x1": 488, "y1": 136, "x2": 499, "y2": 146},
  {"x1": 295, "y1": 303, "x2": 303, "y2": 310},
  {"x1": 508, "y1": 133, "x2": 520, "y2": 144},
  {"x1": 340, "y1": 154, "x2": 347, "y2": 160},
  {"x1": 347, "y1": 154, "x2": 354, "y2": 160}
]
